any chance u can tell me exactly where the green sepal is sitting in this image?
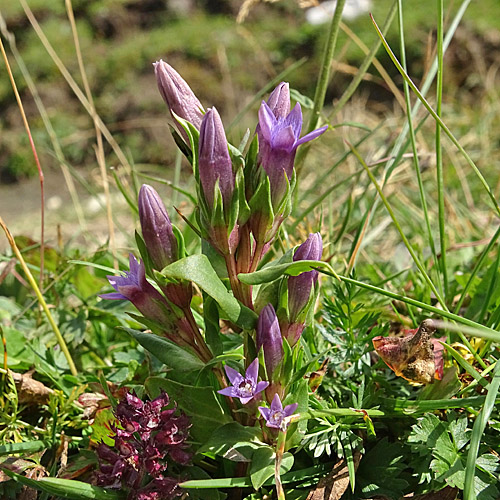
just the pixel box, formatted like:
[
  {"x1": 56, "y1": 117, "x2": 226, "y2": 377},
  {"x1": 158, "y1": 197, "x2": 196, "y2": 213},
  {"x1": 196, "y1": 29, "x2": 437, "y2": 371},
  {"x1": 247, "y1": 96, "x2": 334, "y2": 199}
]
[
  {"x1": 248, "y1": 175, "x2": 274, "y2": 243},
  {"x1": 172, "y1": 223, "x2": 187, "y2": 259},
  {"x1": 172, "y1": 113, "x2": 201, "y2": 178},
  {"x1": 228, "y1": 142, "x2": 245, "y2": 171},
  {"x1": 245, "y1": 134, "x2": 259, "y2": 181},
  {"x1": 237, "y1": 128, "x2": 252, "y2": 155},
  {"x1": 209, "y1": 180, "x2": 227, "y2": 231},
  {"x1": 170, "y1": 125, "x2": 193, "y2": 164},
  {"x1": 134, "y1": 230, "x2": 154, "y2": 277},
  {"x1": 234, "y1": 166, "x2": 250, "y2": 227},
  {"x1": 274, "y1": 167, "x2": 296, "y2": 219}
]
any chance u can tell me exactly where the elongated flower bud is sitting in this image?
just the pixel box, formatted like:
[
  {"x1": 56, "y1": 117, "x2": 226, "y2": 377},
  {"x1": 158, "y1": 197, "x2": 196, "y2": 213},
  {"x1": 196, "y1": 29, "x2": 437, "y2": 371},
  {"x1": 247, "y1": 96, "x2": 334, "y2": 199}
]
[
  {"x1": 138, "y1": 184, "x2": 178, "y2": 270},
  {"x1": 198, "y1": 107, "x2": 234, "y2": 210},
  {"x1": 154, "y1": 60, "x2": 204, "y2": 141},
  {"x1": 288, "y1": 232, "x2": 323, "y2": 322},
  {"x1": 256, "y1": 304, "x2": 284, "y2": 378}
]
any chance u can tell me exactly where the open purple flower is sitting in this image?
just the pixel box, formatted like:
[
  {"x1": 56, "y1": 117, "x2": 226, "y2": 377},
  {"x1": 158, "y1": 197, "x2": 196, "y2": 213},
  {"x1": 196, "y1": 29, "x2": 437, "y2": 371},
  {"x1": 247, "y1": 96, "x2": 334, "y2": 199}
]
[
  {"x1": 218, "y1": 358, "x2": 269, "y2": 404},
  {"x1": 154, "y1": 60, "x2": 204, "y2": 142},
  {"x1": 257, "y1": 101, "x2": 327, "y2": 207},
  {"x1": 259, "y1": 394, "x2": 298, "y2": 431},
  {"x1": 100, "y1": 254, "x2": 171, "y2": 326}
]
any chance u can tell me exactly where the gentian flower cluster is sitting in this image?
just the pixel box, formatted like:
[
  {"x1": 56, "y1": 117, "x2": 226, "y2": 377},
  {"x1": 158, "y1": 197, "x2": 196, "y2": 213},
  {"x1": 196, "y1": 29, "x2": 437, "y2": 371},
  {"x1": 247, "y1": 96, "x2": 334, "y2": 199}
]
[
  {"x1": 96, "y1": 391, "x2": 191, "y2": 500},
  {"x1": 99, "y1": 63, "x2": 328, "y2": 449}
]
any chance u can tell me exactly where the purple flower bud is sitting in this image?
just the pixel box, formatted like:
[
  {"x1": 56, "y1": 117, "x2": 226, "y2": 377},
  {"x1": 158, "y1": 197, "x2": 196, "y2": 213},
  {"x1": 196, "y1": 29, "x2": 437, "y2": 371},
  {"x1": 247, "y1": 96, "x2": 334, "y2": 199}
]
[
  {"x1": 154, "y1": 59, "x2": 204, "y2": 141},
  {"x1": 217, "y1": 358, "x2": 269, "y2": 404},
  {"x1": 288, "y1": 233, "x2": 323, "y2": 324},
  {"x1": 100, "y1": 254, "x2": 172, "y2": 326},
  {"x1": 259, "y1": 393, "x2": 298, "y2": 431},
  {"x1": 139, "y1": 184, "x2": 178, "y2": 270},
  {"x1": 198, "y1": 107, "x2": 234, "y2": 210},
  {"x1": 257, "y1": 101, "x2": 327, "y2": 207},
  {"x1": 256, "y1": 305, "x2": 284, "y2": 378},
  {"x1": 266, "y1": 82, "x2": 290, "y2": 119}
]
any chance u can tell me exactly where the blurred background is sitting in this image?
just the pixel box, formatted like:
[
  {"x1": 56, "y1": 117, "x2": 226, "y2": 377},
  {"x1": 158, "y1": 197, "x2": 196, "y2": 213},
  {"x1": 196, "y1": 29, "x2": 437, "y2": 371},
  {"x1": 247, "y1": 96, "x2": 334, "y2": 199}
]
[{"x1": 1, "y1": 0, "x2": 500, "y2": 250}]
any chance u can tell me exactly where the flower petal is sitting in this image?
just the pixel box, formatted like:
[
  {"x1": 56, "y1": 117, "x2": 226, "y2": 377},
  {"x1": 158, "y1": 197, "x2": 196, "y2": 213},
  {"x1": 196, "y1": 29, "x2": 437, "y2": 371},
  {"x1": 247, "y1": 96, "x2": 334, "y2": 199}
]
[
  {"x1": 284, "y1": 102, "x2": 303, "y2": 139},
  {"x1": 283, "y1": 403, "x2": 298, "y2": 417},
  {"x1": 270, "y1": 393, "x2": 283, "y2": 412},
  {"x1": 272, "y1": 125, "x2": 296, "y2": 152},
  {"x1": 224, "y1": 365, "x2": 243, "y2": 386},
  {"x1": 254, "y1": 381, "x2": 269, "y2": 395},
  {"x1": 245, "y1": 358, "x2": 259, "y2": 384},
  {"x1": 259, "y1": 406, "x2": 271, "y2": 421},
  {"x1": 258, "y1": 102, "x2": 276, "y2": 141},
  {"x1": 295, "y1": 125, "x2": 328, "y2": 147},
  {"x1": 217, "y1": 387, "x2": 237, "y2": 397}
]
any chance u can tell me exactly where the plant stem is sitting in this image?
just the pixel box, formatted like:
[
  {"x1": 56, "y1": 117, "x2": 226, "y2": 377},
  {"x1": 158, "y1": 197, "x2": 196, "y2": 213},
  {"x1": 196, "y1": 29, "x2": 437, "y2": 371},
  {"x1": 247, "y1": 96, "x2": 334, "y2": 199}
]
[
  {"x1": 295, "y1": 0, "x2": 346, "y2": 174},
  {"x1": 435, "y1": 0, "x2": 448, "y2": 299}
]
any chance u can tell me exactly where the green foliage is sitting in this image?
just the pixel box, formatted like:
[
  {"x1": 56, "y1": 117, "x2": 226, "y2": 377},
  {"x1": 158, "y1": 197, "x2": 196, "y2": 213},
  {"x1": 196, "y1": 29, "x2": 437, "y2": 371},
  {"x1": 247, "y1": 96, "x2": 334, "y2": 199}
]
[{"x1": 407, "y1": 413, "x2": 500, "y2": 499}]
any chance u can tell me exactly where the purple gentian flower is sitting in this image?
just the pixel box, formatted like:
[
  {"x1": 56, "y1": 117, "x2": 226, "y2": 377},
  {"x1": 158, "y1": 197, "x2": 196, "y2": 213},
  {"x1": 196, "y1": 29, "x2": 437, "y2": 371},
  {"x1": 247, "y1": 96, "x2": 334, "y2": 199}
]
[
  {"x1": 198, "y1": 107, "x2": 234, "y2": 210},
  {"x1": 256, "y1": 304, "x2": 284, "y2": 378},
  {"x1": 154, "y1": 59, "x2": 204, "y2": 142},
  {"x1": 257, "y1": 101, "x2": 327, "y2": 207},
  {"x1": 218, "y1": 358, "x2": 269, "y2": 404},
  {"x1": 288, "y1": 232, "x2": 323, "y2": 322},
  {"x1": 259, "y1": 394, "x2": 298, "y2": 431},
  {"x1": 139, "y1": 184, "x2": 178, "y2": 271},
  {"x1": 100, "y1": 254, "x2": 171, "y2": 326}
]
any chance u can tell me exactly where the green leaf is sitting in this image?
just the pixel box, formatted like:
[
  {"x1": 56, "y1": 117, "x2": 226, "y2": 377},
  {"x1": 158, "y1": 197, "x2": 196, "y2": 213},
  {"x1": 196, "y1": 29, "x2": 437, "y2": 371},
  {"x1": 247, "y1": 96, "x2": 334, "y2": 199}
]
[
  {"x1": 356, "y1": 438, "x2": 408, "y2": 498},
  {"x1": 0, "y1": 440, "x2": 52, "y2": 456},
  {"x1": 249, "y1": 447, "x2": 294, "y2": 490},
  {"x1": 180, "y1": 461, "x2": 334, "y2": 489},
  {"x1": 203, "y1": 295, "x2": 223, "y2": 356},
  {"x1": 159, "y1": 255, "x2": 257, "y2": 329},
  {"x1": 239, "y1": 260, "x2": 334, "y2": 286},
  {"x1": 1, "y1": 468, "x2": 123, "y2": 499},
  {"x1": 124, "y1": 328, "x2": 205, "y2": 372},
  {"x1": 145, "y1": 377, "x2": 231, "y2": 443},
  {"x1": 197, "y1": 422, "x2": 263, "y2": 461}
]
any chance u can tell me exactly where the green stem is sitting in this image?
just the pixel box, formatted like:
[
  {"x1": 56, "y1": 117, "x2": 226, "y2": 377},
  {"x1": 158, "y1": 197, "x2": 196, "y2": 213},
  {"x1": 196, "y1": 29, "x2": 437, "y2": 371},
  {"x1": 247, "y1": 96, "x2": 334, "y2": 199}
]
[
  {"x1": 397, "y1": 0, "x2": 438, "y2": 283},
  {"x1": 275, "y1": 430, "x2": 287, "y2": 500},
  {"x1": 435, "y1": 0, "x2": 448, "y2": 299},
  {"x1": 295, "y1": 0, "x2": 347, "y2": 174}
]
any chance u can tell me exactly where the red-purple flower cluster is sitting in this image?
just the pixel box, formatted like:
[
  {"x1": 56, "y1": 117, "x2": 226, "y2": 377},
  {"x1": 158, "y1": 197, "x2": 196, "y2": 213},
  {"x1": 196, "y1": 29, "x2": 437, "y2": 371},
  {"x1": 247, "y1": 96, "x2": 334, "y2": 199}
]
[{"x1": 96, "y1": 391, "x2": 191, "y2": 500}]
